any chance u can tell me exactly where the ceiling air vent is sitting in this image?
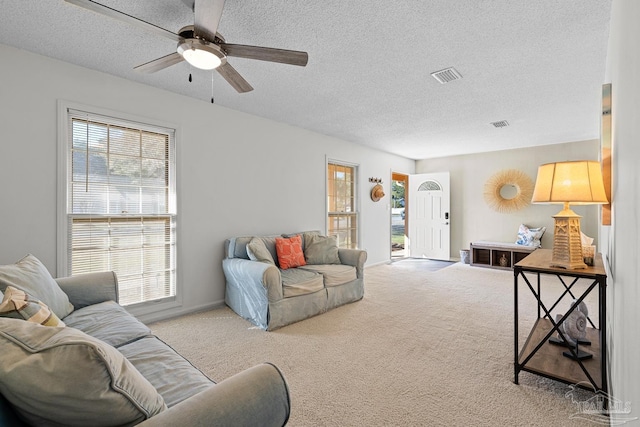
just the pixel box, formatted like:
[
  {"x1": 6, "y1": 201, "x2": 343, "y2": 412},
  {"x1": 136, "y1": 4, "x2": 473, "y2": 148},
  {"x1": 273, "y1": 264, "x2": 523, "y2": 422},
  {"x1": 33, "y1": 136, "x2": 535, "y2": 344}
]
[
  {"x1": 431, "y1": 67, "x2": 462, "y2": 84},
  {"x1": 491, "y1": 120, "x2": 510, "y2": 128}
]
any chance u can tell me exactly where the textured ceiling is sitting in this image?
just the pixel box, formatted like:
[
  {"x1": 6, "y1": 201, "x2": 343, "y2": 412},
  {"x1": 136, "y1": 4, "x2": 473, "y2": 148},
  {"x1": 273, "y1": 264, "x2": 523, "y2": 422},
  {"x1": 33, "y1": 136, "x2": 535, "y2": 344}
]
[{"x1": 0, "y1": 0, "x2": 612, "y2": 159}]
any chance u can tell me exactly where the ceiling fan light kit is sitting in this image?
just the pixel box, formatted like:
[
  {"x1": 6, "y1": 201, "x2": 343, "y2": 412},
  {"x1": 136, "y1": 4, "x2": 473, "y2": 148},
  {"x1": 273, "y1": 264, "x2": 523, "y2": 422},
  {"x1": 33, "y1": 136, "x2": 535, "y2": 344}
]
[
  {"x1": 63, "y1": 0, "x2": 308, "y2": 93},
  {"x1": 178, "y1": 40, "x2": 224, "y2": 70}
]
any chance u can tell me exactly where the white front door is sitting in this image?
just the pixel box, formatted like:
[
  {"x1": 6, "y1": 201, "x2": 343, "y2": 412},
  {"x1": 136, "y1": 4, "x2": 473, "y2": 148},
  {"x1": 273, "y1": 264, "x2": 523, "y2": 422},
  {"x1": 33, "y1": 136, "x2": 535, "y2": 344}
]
[{"x1": 408, "y1": 172, "x2": 451, "y2": 260}]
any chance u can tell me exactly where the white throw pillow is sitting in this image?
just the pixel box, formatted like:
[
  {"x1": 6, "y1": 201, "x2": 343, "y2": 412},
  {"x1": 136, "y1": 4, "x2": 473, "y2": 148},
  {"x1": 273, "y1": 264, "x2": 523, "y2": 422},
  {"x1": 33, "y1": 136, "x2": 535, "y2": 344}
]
[{"x1": 515, "y1": 224, "x2": 546, "y2": 247}]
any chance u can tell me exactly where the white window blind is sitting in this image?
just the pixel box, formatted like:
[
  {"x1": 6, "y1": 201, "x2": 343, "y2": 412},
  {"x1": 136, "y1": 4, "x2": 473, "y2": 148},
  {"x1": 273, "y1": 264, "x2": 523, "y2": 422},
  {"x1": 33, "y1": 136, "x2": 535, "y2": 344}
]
[{"x1": 66, "y1": 109, "x2": 176, "y2": 306}]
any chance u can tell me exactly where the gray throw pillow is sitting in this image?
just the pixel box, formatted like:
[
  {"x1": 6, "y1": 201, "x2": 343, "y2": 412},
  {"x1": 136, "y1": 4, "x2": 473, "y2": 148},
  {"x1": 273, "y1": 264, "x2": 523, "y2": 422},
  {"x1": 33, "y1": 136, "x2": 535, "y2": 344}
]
[
  {"x1": 247, "y1": 237, "x2": 276, "y2": 265},
  {"x1": 0, "y1": 254, "x2": 74, "y2": 319},
  {"x1": 0, "y1": 317, "x2": 167, "y2": 426},
  {"x1": 304, "y1": 234, "x2": 341, "y2": 265},
  {"x1": 283, "y1": 231, "x2": 322, "y2": 251}
]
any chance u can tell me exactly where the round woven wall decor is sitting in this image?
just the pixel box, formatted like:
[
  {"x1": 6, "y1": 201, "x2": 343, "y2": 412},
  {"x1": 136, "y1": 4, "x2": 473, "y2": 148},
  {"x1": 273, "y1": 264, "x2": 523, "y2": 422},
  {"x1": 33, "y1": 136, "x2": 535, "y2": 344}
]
[{"x1": 483, "y1": 169, "x2": 534, "y2": 213}]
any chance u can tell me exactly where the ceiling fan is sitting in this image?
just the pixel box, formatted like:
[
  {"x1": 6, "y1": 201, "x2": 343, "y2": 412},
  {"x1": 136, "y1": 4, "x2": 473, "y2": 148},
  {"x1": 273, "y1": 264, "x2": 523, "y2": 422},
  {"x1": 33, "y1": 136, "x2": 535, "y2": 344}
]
[{"x1": 64, "y1": 0, "x2": 309, "y2": 93}]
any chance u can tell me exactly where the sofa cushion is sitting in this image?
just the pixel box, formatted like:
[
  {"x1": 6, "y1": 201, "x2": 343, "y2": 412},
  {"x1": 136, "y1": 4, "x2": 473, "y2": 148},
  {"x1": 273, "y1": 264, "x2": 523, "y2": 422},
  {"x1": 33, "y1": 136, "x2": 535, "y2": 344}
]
[
  {"x1": 304, "y1": 234, "x2": 341, "y2": 265},
  {"x1": 281, "y1": 268, "x2": 324, "y2": 297},
  {"x1": 0, "y1": 254, "x2": 74, "y2": 319},
  {"x1": 0, "y1": 317, "x2": 166, "y2": 426},
  {"x1": 62, "y1": 301, "x2": 152, "y2": 348},
  {"x1": 299, "y1": 264, "x2": 358, "y2": 287},
  {"x1": 275, "y1": 235, "x2": 306, "y2": 270},
  {"x1": 118, "y1": 336, "x2": 214, "y2": 408},
  {"x1": 247, "y1": 237, "x2": 276, "y2": 265},
  {"x1": 0, "y1": 286, "x2": 65, "y2": 327}
]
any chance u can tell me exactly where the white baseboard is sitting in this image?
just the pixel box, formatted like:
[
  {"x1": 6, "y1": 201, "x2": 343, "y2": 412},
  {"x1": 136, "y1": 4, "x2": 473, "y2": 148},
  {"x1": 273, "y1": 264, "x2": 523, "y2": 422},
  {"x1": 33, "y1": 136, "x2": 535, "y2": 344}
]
[
  {"x1": 365, "y1": 260, "x2": 390, "y2": 268},
  {"x1": 137, "y1": 300, "x2": 226, "y2": 325}
]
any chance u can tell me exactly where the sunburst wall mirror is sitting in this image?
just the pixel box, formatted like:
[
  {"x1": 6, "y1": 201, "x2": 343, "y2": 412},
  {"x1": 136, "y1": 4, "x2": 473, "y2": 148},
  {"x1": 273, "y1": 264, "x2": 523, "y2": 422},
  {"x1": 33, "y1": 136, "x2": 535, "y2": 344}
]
[{"x1": 483, "y1": 169, "x2": 534, "y2": 213}]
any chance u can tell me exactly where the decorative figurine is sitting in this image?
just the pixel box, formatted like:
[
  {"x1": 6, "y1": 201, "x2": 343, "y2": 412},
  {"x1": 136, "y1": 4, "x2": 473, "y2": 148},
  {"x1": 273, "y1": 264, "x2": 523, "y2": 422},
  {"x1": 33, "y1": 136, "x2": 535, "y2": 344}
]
[
  {"x1": 499, "y1": 254, "x2": 509, "y2": 267},
  {"x1": 549, "y1": 300, "x2": 592, "y2": 360}
]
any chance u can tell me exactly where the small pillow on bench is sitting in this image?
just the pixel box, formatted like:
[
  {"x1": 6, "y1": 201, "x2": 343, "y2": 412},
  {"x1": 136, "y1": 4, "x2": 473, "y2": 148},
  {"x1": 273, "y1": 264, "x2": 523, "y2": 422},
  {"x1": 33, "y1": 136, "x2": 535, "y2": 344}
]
[{"x1": 515, "y1": 224, "x2": 546, "y2": 247}]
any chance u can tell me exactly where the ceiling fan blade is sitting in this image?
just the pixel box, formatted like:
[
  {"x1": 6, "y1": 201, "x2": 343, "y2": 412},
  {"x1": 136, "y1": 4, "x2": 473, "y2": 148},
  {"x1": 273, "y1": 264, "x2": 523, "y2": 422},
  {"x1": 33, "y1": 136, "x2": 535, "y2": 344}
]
[
  {"x1": 64, "y1": 0, "x2": 181, "y2": 43},
  {"x1": 194, "y1": 0, "x2": 225, "y2": 42},
  {"x1": 134, "y1": 52, "x2": 184, "y2": 73},
  {"x1": 216, "y1": 62, "x2": 253, "y2": 93},
  {"x1": 220, "y1": 44, "x2": 308, "y2": 67}
]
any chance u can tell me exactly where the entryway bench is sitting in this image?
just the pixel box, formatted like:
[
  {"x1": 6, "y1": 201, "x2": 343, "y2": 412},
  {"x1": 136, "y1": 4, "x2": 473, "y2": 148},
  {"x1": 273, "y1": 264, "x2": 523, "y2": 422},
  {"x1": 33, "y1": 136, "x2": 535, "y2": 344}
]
[{"x1": 470, "y1": 241, "x2": 536, "y2": 270}]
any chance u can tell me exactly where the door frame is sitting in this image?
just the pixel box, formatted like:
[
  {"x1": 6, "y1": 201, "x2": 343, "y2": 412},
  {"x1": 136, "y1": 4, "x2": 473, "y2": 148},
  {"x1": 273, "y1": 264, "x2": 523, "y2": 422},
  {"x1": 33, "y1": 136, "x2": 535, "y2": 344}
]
[{"x1": 390, "y1": 172, "x2": 409, "y2": 259}]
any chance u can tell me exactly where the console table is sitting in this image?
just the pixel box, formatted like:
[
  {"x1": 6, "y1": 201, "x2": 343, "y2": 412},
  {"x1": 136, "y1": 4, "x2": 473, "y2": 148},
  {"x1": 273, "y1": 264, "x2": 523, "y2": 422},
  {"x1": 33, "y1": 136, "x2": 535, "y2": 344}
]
[{"x1": 513, "y1": 249, "x2": 607, "y2": 394}]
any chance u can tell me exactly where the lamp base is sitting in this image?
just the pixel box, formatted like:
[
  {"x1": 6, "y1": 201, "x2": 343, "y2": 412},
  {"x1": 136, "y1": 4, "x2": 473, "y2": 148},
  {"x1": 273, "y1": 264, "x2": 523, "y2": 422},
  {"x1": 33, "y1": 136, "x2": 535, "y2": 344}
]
[{"x1": 551, "y1": 208, "x2": 587, "y2": 270}]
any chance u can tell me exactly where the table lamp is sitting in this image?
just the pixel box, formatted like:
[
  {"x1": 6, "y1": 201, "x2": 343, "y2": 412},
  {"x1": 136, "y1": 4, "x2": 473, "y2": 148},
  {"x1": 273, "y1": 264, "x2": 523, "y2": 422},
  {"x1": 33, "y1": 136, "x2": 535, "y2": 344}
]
[{"x1": 531, "y1": 161, "x2": 608, "y2": 269}]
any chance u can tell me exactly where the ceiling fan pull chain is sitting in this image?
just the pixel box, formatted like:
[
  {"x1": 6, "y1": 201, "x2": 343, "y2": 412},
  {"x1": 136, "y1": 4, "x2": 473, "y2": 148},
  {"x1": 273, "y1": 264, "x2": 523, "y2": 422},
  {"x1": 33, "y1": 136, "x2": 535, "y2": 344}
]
[
  {"x1": 61, "y1": 0, "x2": 308, "y2": 94},
  {"x1": 211, "y1": 72, "x2": 219, "y2": 104},
  {"x1": 188, "y1": 72, "x2": 192, "y2": 82}
]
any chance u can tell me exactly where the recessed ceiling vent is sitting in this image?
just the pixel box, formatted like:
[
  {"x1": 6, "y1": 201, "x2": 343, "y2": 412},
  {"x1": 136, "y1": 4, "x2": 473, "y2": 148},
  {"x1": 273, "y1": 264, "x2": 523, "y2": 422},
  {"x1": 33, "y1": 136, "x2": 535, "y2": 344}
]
[
  {"x1": 491, "y1": 120, "x2": 510, "y2": 128},
  {"x1": 431, "y1": 67, "x2": 462, "y2": 84}
]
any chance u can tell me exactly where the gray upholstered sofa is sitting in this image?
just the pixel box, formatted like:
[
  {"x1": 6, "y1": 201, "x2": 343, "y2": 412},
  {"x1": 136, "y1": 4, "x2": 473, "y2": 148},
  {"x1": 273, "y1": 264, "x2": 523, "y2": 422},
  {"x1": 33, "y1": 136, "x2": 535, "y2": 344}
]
[
  {"x1": 0, "y1": 255, "x2": 290, "y2": 426},
  {"x1": 223, "y1": 231, "x2": 367, "y2": 330}
]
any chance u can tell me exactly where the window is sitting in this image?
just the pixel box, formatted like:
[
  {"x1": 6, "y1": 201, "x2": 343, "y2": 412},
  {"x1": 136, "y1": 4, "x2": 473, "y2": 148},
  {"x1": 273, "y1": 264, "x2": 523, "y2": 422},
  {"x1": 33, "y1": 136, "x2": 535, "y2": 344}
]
[
  {"x1": 62, "y1": 108, "x2": 176, "y2": 306},
  {"x1": 327, "y1": 161, "x2": 358, "y2": 248}
]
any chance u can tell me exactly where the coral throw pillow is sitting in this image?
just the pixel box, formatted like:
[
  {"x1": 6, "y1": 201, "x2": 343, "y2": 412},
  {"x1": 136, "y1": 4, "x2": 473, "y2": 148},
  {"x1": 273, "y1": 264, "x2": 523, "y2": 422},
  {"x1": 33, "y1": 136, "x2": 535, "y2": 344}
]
[{"x1": 275, "y1": 235, "x2": 306, "y2": 270}]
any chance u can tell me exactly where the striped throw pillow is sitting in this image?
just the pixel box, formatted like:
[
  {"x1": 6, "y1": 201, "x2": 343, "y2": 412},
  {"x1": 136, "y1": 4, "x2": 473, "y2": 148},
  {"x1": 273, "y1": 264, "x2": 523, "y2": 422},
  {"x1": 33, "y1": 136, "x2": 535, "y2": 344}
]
[{"x1": 0, "y1": 286, "x2": 65, "y2": 327}]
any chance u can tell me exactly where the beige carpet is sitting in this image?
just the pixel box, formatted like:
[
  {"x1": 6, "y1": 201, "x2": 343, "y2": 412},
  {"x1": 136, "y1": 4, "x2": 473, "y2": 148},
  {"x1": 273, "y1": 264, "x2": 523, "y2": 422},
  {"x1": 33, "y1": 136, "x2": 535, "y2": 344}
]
[{"x1": 149, "y1": 261, "x2": 600, "y2": 426}]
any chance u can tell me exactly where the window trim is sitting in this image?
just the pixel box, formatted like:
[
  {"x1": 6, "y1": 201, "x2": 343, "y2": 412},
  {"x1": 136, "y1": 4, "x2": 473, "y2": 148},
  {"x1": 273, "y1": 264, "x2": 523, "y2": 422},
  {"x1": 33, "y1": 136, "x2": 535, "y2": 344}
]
[
  {"x1": 326, "y1": 157, "x2": 360, "y2": 249},
  {"x1": 56, "y1": 100, "x2": 182, "y2": 313}
]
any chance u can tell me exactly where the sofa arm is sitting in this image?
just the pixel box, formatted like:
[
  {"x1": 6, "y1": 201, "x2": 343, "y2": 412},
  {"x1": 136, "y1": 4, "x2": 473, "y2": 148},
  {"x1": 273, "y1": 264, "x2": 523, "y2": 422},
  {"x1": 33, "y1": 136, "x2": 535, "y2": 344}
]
[
  {"x1": 223, "y1": 258, "x2": 283, "y2": 302},
  {"x1": 338, "y1": 249, "x2": 367, "y2": 278},
  {"x1": 137, "y1": 363, "x2": 290, "y2": 427},
  {"x1": 55, "y1": 271, "x2": 119, "y2": 309}
]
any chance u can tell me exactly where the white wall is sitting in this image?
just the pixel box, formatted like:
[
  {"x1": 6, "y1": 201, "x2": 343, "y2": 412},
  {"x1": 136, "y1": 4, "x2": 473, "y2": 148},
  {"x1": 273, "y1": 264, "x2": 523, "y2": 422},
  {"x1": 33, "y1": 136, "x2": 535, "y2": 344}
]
[
  {"x1": 0, "y1": 44, "x2": 414, "y2": 322},
  {"x1": 601, "y1": 0, "x2": 640, "y2": 422},
  {"x1": 415, "y1": 140, "x2": 601, "y2": 258}
]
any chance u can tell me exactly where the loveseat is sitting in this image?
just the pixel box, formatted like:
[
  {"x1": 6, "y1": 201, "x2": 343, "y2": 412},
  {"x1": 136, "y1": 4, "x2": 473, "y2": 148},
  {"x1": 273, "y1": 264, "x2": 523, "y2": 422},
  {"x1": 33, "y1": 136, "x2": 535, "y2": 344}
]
[
  {"x1": 223, "y1": 231, "x2": 367, "y2": 330},
  {"x1": 0, "y1": 254, "x2": 291, "y2": 426}
]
